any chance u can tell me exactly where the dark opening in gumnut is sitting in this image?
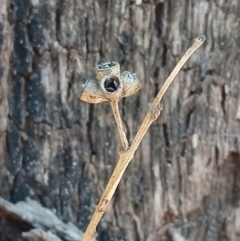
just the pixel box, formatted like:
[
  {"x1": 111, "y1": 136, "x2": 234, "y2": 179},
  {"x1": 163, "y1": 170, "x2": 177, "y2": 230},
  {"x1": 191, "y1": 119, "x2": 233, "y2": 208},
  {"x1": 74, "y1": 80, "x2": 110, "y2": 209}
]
[{"x1": 104, "y1": 76, "x2": 120, "y2": 92}]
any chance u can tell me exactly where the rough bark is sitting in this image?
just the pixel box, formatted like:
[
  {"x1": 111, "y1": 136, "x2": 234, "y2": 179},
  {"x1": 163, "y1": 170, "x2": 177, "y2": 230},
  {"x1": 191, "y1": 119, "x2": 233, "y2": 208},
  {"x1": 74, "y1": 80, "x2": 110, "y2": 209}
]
[
  {"x1": 0, "y1": 197, "x2": 83, "y2": 241},
  {"x1": 0, "y1": 0, "x2": 240, "y2": 241}
]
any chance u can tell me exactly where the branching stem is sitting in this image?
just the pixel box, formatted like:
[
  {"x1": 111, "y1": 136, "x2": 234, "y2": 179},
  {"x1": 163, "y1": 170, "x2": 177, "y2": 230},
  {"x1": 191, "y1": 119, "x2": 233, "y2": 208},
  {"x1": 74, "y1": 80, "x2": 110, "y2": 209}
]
[{"x1": 81, "y1": 35, "x2": 206, "y2": 241}]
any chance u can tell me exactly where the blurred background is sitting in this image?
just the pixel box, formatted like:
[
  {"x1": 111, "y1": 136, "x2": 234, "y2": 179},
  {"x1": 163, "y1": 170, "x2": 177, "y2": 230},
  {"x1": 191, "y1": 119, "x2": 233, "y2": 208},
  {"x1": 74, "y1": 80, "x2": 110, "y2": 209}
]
[{"x1": 0, "y1": 0, "x2": 240, "y2": 241}]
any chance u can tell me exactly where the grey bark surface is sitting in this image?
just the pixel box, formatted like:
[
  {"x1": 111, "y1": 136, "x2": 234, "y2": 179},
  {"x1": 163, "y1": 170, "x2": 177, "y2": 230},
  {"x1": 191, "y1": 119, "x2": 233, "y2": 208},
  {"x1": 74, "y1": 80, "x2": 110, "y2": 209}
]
[
  {"x1": 0, "y1": 0, "x2": 240, "y2": 241},
  {"x1": 0, "y1": 197, "x2": 83, "y2": 241}
]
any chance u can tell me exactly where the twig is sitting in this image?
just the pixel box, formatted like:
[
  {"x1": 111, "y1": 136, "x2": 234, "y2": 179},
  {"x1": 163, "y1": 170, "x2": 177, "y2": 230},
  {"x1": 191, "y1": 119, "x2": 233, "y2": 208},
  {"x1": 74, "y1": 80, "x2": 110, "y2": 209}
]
[
  {"x1": 110, "y1": 101, "x2": 129, "y2": 150},
  {"x1": 81, "y1": 35, "x2": 206, "y2": 241}
]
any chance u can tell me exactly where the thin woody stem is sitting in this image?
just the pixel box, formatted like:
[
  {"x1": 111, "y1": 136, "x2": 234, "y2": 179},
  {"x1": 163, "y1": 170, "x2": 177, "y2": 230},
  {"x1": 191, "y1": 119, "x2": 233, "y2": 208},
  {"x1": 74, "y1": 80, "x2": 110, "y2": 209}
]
[
  {"x1": 110, "y1": 101, "x2": 129, "y2": 150},
  {"x1": 81, "y1": 35, "x2": 206, "y2": 241}
]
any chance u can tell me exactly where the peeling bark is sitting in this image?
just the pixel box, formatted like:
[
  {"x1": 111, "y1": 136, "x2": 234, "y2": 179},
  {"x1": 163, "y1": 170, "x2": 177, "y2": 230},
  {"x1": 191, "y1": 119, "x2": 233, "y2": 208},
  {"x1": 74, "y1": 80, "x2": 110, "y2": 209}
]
[{"x1": 0, "y1": 197, "x2": 83, "y2": 241}]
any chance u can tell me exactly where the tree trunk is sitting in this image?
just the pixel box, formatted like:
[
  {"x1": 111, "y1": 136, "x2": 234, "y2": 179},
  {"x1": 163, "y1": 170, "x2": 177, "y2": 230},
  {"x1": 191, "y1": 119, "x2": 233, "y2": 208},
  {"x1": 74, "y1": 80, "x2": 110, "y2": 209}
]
[{"x1": 1, "y1": 0, "x2": 240, "y2": 241}]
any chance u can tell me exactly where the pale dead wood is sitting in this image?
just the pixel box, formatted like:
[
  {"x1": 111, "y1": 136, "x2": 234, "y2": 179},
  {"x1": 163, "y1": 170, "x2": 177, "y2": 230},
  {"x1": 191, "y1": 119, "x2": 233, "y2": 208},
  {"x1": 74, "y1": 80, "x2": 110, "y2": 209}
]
[
  {"x1": 81, "y1": 35, "x2": 206, "y2": 241},
  {"x1": 110, "y1": 101, "x2": 129, "y2": 150}
]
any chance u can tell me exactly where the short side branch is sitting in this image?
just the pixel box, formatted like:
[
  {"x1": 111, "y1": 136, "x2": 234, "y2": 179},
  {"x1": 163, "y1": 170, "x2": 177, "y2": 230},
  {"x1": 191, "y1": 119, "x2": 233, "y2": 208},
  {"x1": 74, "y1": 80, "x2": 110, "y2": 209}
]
[{"x1": 110, "y1": 101, "x2": 129, "y2": 150}]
